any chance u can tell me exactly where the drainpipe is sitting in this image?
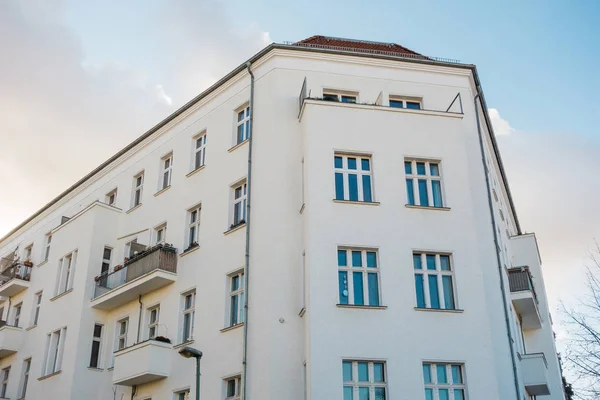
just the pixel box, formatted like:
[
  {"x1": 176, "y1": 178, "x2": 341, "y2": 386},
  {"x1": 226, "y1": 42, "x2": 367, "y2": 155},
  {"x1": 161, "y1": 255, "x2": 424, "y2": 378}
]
[
  {"x1": 474, "y1": 89, "x2": 522, "y2": 399},
  {"x1": 241, "y1": 61, "x2": 255, "y2": 400},
  {"x1": 137, "y1": 295, "x2": 143, "y2": 343}
]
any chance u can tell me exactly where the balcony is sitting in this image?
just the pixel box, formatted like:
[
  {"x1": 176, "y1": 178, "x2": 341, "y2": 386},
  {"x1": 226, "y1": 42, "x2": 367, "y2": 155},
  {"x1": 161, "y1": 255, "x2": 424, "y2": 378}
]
[
  {"x1": 113, "y1": 340, "x2": 172, "y2": 386},
  {"x1": 0, "y1": 323, "x2": 23, "y2": 357},
  {"x1": 508, "y1": 267, "x2": 542, "y2": 329},
  {"x1": 0, "y1": 263, "x2": 32, "y2": 297},
  {"x1": 520, "y1": 352, "x2": 550, "y2": 396},
  {"x1": 91, "y1": 244, "x2": 177, "y2": 310}
]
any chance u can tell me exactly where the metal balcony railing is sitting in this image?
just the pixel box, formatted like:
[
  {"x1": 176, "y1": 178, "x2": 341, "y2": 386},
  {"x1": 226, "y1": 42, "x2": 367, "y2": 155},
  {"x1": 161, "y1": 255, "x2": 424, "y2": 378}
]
[
  {"x1": 94, "y1": 244, "x2": 177, "y2": 298},
  {"x1": 0, "y1": 263, "x2": 32, "y2": 286},
  {"x1": 508, "y1": 267, "x2": 538, "y2": 303}
]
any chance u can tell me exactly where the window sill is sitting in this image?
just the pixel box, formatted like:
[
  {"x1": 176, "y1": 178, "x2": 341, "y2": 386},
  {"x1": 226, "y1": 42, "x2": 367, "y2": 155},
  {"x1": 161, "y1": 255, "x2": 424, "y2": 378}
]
[
  {"x1": 126, "y1": 204, "x2": 142, "y2": 214},
  {"x1": 414, "y1": 307, "x2": 464, "y2": 313},
  {"x1": 173, "y1": 340, "x2": 195, "y2": 350},
  {"x1": 405, "y1": 204, "x2": 450, "y2": 211},
  {"x1": 37, "y1": 260, "x2": 48, "y2": 267},
  {"x1": 333, "y1": 199, "x2": 380, "y2": 206},
  {"x1": 180, "y1": 246, "x2": 200, "y2": 258},
  {"x1": 154, "y1": 185, "x2": 172, "y2": 197},
  {"x1": 26, "y1": 325, "x2": 37, "y2": 331},
  {"x1": 186, "y1": 165, "x2": 206, "y2": 178},
  {"x1": 87, "y1": 367, "x2": 104, "y2": 372},
  {"x1": 220, "y1": 323, "x2": 244, "y2": 333},
  {"x1": 336, "y1": 304, "x2": 387, "y2": 310},
  {"x1": 224, "y1": 223, "x2": 246, "y2": 235},
  {"x1": 50, "y1": 288, "x2": 73, "y2": 302},
  {"x1": 38, "y1": 370, "x2": 61, "y2": 381},
  {"x1": 228, "y1": 139, "x2": 248, "y2": 153}
]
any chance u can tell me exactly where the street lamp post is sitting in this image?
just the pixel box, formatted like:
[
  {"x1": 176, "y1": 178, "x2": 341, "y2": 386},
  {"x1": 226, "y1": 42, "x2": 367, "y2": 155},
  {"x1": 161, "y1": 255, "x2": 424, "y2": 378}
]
[{"x1": 178, "y1": 346, "x2": 203, "y2": 400}]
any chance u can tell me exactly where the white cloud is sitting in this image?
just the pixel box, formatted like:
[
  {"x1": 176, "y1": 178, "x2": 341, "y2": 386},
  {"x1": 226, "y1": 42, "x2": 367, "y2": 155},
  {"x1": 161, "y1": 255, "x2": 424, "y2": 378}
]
[
  {"x1": 488, "y1": 108, "x2": 515, "y2": 136},
  {"x1": 155, "y1": 85, "x2": 173, "y2": 106}
]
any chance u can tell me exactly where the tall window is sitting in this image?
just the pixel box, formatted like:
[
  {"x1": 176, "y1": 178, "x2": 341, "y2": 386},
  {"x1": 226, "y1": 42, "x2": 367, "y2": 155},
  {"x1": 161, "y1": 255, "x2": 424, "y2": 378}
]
[
  {"x1": 132, "y1": 172, "x2": 144, "y2": 207},
  {"x1": 154, "y1": 224, "x2": 167, "y2": 245},
  {"x1": 389, "y1": 96, "x2": 421, "y2": 109},
  {"x1": 43, "y1": 327, "x2": 66, "y2": 376},
  {"x1": 236, "y1": 106, "x2": 250, "y2": 144},
  {"x1": 193, "y1": 133, "x2": 207, "y2": 170},
  {"x1": 181, "y1": 291, "x2": 196, "y2": 343},
  {"x1": 0, "y1": 367, "x2": 9, "y2": 398},
  {"x1": 44, "y1": 234, "x2": 52, "y2": 261},
  {"x1": 342, "y1": 360, "x2": 386, "y2": 400},
  {"x1": 160, "y1": 153, "x2": 173, "y2": 190},
  {"x1": 24, "y1": 244, "x2": 33, "y2": 262},
  {"x1": 228, "y1": 272, "x2": 244, "y2": 327},
  {"x1": 187, "y1": 205, "x2": 201, "y2": 248},
  {"x1": 175, "y1": 389, "x2": 190, "y2": 400},
  {"x1": 225, "y1": 375, "x2": 241, "y2": 400},
  {"x1": 231, "y1": 182, "x2": 247, "y2": 227},
  {"x1": 116, "y1": 318, "x2": 128, "y2": 351},
  {"x1": 13, "y1": 303, "x2": 22, "y2": 327},
  {"x1": 334, "y1": 154, "x2": 373, "y2": 202},
  {"x1": 423, "y1": 363, "x2": 466, "y2": 400},
  {"x1": 413, "y1": 252, "x2": 456, "y2": 310},
  {"x1": 19, "y1": 359, "x2": 30, "y2": 399},
  {"x1": 405, "y1": 159, "x2": 443, "y2": 207},
  {"x1": 32, "y1": 292, "x2": 42, "y2": 326},
  {"x1": 101, "y1": 247, "x2": 112, "y2": 281},
  {"x1": 338, "y1": 249, "x2": 380, "y2": 306},
  {"x1": 105, "y1": 189, "x2": 118, "y2": 206},
  {"x1": 89, "y1": 324, "x2": 103, "y2": 368},
  {"x1": 56, "y1": 251, "x2": 76, "y2": 296},
  {"x1": 148, "y1": 306, "x2": 160, "y2": 339}
]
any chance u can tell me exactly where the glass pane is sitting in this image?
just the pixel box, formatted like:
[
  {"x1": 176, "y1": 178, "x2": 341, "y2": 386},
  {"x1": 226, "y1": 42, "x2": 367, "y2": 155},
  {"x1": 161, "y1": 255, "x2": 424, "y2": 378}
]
[
  {"x1": 344, "y1": 386, "x2": 353, "y2": 400},
  {"x1": 430, "y1": 163, "x2": 439, "y2": 176},
  {"x1": 237, "y1": 124, "x2": 244, "y2": 143},
  {"x1": 404, "y1": 161, "x2": 412, "y2": 174},
  {"x1": 238, "y1": 110, "x2": 245, "y2": 121},
  {"x1": 359, "y1": 387, "x2": 370, "y2": 400},
  {"x1": 353, "y1": 272, "x2": 364, "y2": 305},
  {"x1": 440, "y1": 255, "x2": 450, "y2": 271},
  {"x1": 418, "y1": 179, "x2": 429, "y2": 206},
  {"x1": 335, "y1": 173, "x2": 345, "y2": 200},
  {"x1": 429, "y1": 275, "x2": 440, "y2": 308},
  {"x1": 357, "y1": 362, "x2": 369, "y2": 381},
  {"x1": 343, "y1": 362, "x2": 353, "y2": 381},
  {"x1": 454, "y1": 389, "x2": 465, "y2": 400},
  {"x1": 451, "y1": 365, "x2": 462, "y2": 384},
  {"x1": 406, "y1": 101, "x2": 421, "y2": 109},
  {"x1": 368, "y1": 273, "x2": 379, "y2": 306},
  {"x1": 373, "y1": 363, "x2": 384, "y2": 382},
  {"x1": 338, "y1": 250, "x2": 348, "y2": 266},
  {"x1": 103, "y1": 248, "x2": 112, "y2": 259},
  {"x1": 231, "y1": 275, "x2": 239, "y2": 291},
  {"x1": 390, "y1": 99, "x2": 404, "y2": 108},
  {"x1": 426, "y1": 255, "x2": 436, "y2": 270},
  {"x1": 362, "y1": 175, "x2": 372, "y2": 202},
  {"x1": 227, "y1": 379, "x2": 236, "y2": 396},
  {"x1": 335, "y1": 156, "x2": 343, "y2": 169},
  {"x1": 339, "y1": 271, "x2": 349, "y2": 305},
  {"x1": 413, "y1": 254, "x2": 422, "y2": 270},
  {"x1": 374, "y1": 388, "x2": 386, "y2": 400},
  {"x1": 432, "y1": 180, "x2": 443, "y2": 207},
  {"x1": 422, "y1": 364, "x2": 431, "y2": 383},
  {"x1": 352, "y1": 251, "x2": 362, "y2": 267},
  {"x1": 230, "y1": 295, "x2": 239, "y2": 325},
  {"x1": 348, "y1": 158, "x2": 357, "y2": 170},
  {"x1": 443, "y1": 276, "x2": 455, "y2": 310},
  {"x1": 93, "y1": 325, "x2": 102, "y2": 337},
  {"x1": 406, "y1": 179, "x2": 415, "y2": 205},
  {"x1": 415, "y1": 274, "x2": 425, "y2": 308},
  {"x1": 437, "y1": 364, "x2": 448, "y2": 383},
  {"x1": 361, "y1": 158, "x2": 370, "y2": 171},
  {"x1": 342, "y1": 95, "x2": 356, "y2": 103},
  {"x1": 416, "y1": 162, "x2": 426, "y2": 175},
  {"x1": 349, "y1": 174, "x2": 358, "y2": 201},
  {"x1": 366, "y1": 252, "x2": 377, "y2": 268},
  {"x1": 425, "y1": 388, "x2": 434, "y2": 400},
  {"x1": 439, "y1": 389, "x2": 449, "y2": 400}
]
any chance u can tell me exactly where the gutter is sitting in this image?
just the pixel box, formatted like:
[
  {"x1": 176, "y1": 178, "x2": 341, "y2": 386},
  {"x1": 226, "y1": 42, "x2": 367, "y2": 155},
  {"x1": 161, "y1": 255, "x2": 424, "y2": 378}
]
[{"x1": 474, "y1": 90, "x2": 522, "y2": 399}]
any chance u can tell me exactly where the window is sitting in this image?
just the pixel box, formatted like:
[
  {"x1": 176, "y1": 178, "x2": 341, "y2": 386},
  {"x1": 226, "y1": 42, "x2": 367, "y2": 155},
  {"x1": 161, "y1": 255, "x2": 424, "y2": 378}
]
[
  {"x1": 44, "y1": 234, "x2": 52, "y2": 261},
  {"x1": 0, "y1": 367, "x2": 9, "y2": 398},
  {"x1": 225, "y1": 375, "x2": 241, "y2": 400},
  {"x1": 231, "y1": 182, "x2": 247, "y2": 227},
  {"x1": 228, "y1": 272, "x2": 244, "y2": 327},
  {"x1": 175, "y1": 389, "x2": 190, "y2": 400},
  {"x1": 56, "y1": 251, "x2": 76, "y2": 296},
  {"x1": 338, "y1": 249, "x2": 380, "y2": 306},
  {"x1": 323, "y1": 90, "x2": 357, "y2": 103},
  {"x1": 132, "y1": 172, "x2": 144, "y2": 207},
  {"x1": 100, "y1": 247, "x2": 112, "y2": 283},
  {"x1": 105, "y1": 189, "x2": 117, "y2": 206},
  {"x1": 181, "y1": 291, "x2": 196, "y2": 343},
  {"x1": 116, "y1": 318, "x2": 128, "y2": 351},
  {"x1": 154, "y1": 224, "x2": 167, "y2": 245},
  {"x1": 148, "y1": 306, "x2": 160, "y2": 339},
  {"x1": 24, "y1": 244, "x2": 33, "y2": 262},
  {"x1": 389, "y1": 96, "x2": 422, "y2": 109},
  {"x1": 43, "y1": 327, "x2": 66, "y2": 376},
  {"x1": 187, "y1": 206, "x2": 201, "y2": 248},
  {"x1": 193, "y1": 133, "x2": 207, "y2": 170},
  {"x1": 405, "y1": 159, "x2": 443, "y2": 208},
  {"x1": 160, "y1": 153, "x2": 173, "y2": 190},
  {"x1": 32, "y1": 292, "x2": 42, "y2": 326},
  {"x1": 413, "y1": 252, "x2": 456, "y2": 310},
  {"x1": 342, "y1": 360, "x2": 386, "y2": 400},
  {"x1": 236, "y1": 106, "x2": 250, "y2": 144},
  {"x1": 13, "y1": 303, "x2": 22, "y2": 327},
  {"x1": 423, "y1": 363, "x2": 466, "y2": 400},
  {"x1": 89, "y1": 324, "x2": 103, "y2": 368},
  {"x1": 19, "y1": 359, "x2": 30, "y2": 399},
  {"x1": 334, "y1": 154, "x2": 373, "y2": 202}
]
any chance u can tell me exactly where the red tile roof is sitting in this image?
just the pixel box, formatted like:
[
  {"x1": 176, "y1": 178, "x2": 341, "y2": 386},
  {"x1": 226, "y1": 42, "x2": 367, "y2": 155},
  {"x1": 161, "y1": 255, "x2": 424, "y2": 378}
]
[{"x1": 294, "y1": 35, "x2": 422, "y2": 57}]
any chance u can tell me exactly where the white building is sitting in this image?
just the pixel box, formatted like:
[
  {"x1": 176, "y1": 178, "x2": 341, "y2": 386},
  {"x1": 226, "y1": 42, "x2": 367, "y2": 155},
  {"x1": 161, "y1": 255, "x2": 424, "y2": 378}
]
[{"x1": 0, "y1": 36, "x2": 564, "y2": 400}]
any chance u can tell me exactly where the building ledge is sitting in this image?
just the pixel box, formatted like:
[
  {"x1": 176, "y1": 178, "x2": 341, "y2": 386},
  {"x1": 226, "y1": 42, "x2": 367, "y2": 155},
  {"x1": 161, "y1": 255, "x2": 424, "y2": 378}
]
[
  {"x1": 25, "y1": 325, "x2": 37, "y2": 331},
  {"x1": 180, "y1": 245, "x2": 200, "y2": 258},
  {"x1": 228, "y1": 139, "x2": 248, "y2": 153},
  {"x1": 333, "y1": 199, "x2": 380, "y2": 206},
  {"x1": 224, "y1": 223, "x2": 246, "y2": 235},
  {"x1": 37, "y1": 260, "x2": 48, "y2": 268},
  {"x1": 414, "y1": 307, "x2": 464, "y2": 313},
  {"x1": 153, "y1": 185, "x2": 172, "y2": 197},
  {"x1": 336, "y1": 304, "x2": 387, "y2": 310},
  {"x1": 126, "y1": 204, "x2": 142, "y2": 214},
  {"x1": 220, "y1": 323, "x2": 244, "y2": 333},
  {"x1": 50, "y1": 288, "x2": 73, "y2": 302},
  {"x1": 405, "y1": 204, "x2": 451, "y2": 211},
  {"x1": 186, "y1": 165, "x2": 206, "y2": 178},
  {"x1": 87, "y1": 367, "x2": 104, "y2": 372},
  {"x1": 173, "y1": 340, "x2": 195, "y2": 350},
  {"x1": 38, "y1": 370, "x2": 61, "y2": 381}
]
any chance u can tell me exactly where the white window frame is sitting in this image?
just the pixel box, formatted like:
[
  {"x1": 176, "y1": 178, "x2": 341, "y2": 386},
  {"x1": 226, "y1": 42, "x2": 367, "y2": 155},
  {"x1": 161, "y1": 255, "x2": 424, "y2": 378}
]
[
  {"x1": 228, "y1": 271, "x2": 244, "y2": 327},
  {"x1": 334, "y1": 154, "x2": 374, "y2": 202},
  {"x1": 101, "y1": 246, "x2": 112, "y2": 278},
  {"x1": 42, "y1": 327, "x2": 66, "y2": 376},
  {"x1": 181, "y1": 291, "x2": 196, "y2": 343},
  {"x1": 19, "y1": 358, "x2": 31, "y2": 399},
  {"x1": 154, "y1": 223, "x2": 167, "y2": 245},
  {"x1": 13, "y1": 302, "x2": 22, "y2": 327},
  {"x1": 235, "y1": 105, "x2": 250, "y2": 144},
  {"x1": 0, "y1": 367, "x2": 9, "y2": 398},
  {"x1": 224, "y1": 375, "x2": 241, "y2": 400},
  {"x1": 31, "y1": 291, "x2": 42, "y2": 326},
  {"x1": 192, "y1": 132, "x2": 207, "y2": 171},
  {"x1": 147, "y1": 305, "x2": 160, "y2": 339},
  {"x1": 175, "y1": 389, "x2": 190, "y2": 400},
  {"x1": 186, "y1": 205, "x2": 201, "y2": 249},
  {"x1": 413, "y1": 252, "x2": 457, "y2": 310},
  {"x1": 160, "y1": 153, "x2": 173, "y2": 190},
  {"x1": 116, "y1": 318, "x2": 128, "y2": 351},
  {"x1": 322, "y1": 89, "x2": 358, "y2": 103},
  {"x1": 105, "y1": 188, "x2": 118, "y2": 206},
  {"x1": 389, "y1": 95, "x2": 422, "y2": 109},
  {"x1": 55, "y1": 250, "x2": 77, "y2": 296},
  {"x1": 337, "y1": 248, "x2": 381, "y2": 307},
  {"x1": 405, "y1": 159, "x2": 444, "y2": 208},
  {"x1": 132, "y1": 172, "x2": 144, "y2": 208},
  {"x1": 422, "y1": 362, "x2": 467, "y2": 400},
  {"x1": 342, "y1": 360, "x2": 387, "y2": 400},
  {"x1": 89, "y1": 323, "x2": 103, "y2": 368},
  {"x1": 24, "y1": 244, "x2": 33, "y2": 263},
  {"x1": 44, "y1": 234, "x2": 52, "y2": 262},
  {"x1": 230, "y1": 181, "x2": 247, "y2": 228}
]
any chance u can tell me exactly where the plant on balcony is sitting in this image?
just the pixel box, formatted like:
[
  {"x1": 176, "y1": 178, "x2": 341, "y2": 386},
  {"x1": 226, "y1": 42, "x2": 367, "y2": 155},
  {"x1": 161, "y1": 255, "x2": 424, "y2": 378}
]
[
  {"x1": 15, "y1": 274, "x2": 22, "y2": 280},
  {"x1": 229, "y1": 219, "x2": 246, "y2": 230},
  {"x1": 23, "y1": 260, "x2": 33, "y2": 267},
  {"x1": 113, "y1": 264, "x2": 123, "y2": 272},
  {"x1": 23, "y1": 274, "x2": 30, "y2": 281},
  {"x1": 154, "y1": 336, "x2": 171, "y2": 344},
  {"x1": 184, "y1": 241, "x2": 199, "y2": 252}
]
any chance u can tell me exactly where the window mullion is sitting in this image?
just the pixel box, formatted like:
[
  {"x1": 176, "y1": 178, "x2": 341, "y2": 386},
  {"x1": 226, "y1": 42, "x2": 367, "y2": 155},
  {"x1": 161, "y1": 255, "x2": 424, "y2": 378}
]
[
  {"x1": 357, "y1": 168, "x2": 364, "y2": 201},
  {"x1": 348, "y1": 265, "x2": 355, "y2": 305},
  {"x1": 422, "y1": 254, "x2": 431, "y2": 308}
]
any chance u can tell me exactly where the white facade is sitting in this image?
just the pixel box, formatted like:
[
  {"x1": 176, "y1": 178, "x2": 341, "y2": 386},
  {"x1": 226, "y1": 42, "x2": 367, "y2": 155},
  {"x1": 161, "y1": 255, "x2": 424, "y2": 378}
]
[{"x1": 0, "y1": 38, "x2": 564, "y2": 400}]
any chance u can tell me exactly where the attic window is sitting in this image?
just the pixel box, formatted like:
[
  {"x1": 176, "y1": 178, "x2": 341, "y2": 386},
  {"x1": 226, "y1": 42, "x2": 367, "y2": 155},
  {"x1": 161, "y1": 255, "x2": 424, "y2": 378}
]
[
  {"x1": 323, "y1": 90, "x2": 357, "y2": 103},
  {"x1": 389, "y1": 96, "x2": 422, "y2": 110}
]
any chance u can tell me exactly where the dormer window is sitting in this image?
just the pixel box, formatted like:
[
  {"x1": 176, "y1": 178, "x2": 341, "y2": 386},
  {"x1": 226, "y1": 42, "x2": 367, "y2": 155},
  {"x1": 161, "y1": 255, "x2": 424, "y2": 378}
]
[
  {"x1": 323, "y1": 90, "x2": 357, "y2": 103},
  {"x1": 389, "y1": 96, "x2": 422, "y2": 110}
]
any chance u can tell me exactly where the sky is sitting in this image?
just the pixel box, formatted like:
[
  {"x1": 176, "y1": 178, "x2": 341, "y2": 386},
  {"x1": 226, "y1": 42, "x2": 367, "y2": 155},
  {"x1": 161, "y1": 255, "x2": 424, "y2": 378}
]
[{"x1": 1, "y1": 0, "x2": 599, "y2": 360}]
